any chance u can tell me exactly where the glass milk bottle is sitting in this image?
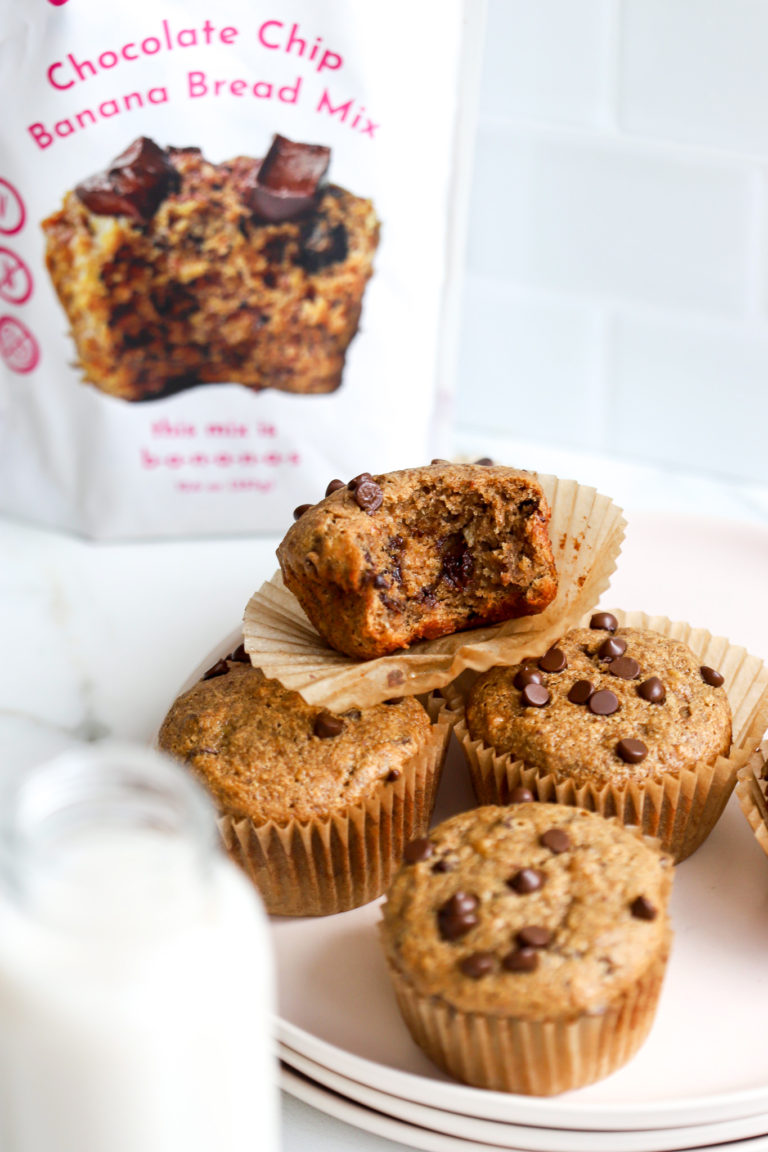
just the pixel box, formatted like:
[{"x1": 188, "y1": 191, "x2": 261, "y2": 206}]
[{"x1": 0, "y1": 744, "x2": 279, "y2": 1152}]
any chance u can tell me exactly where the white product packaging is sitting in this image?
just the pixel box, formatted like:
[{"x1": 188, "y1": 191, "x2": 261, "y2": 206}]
[{"x1": 0, "y1": 0, "x2": 483, "y2": 538}]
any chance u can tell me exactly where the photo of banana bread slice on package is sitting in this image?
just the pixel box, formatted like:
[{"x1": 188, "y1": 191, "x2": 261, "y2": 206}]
[{"x1": 42, "y1": 134, "x2": 379, "y2": 401}]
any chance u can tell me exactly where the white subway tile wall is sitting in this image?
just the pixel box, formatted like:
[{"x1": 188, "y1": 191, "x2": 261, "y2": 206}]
[
  {"x1": 457, "y1": 276, "x2": 604, "y2": 446},
  {"x1": 609, "y1": 313, "x2": 766, "y2": 480},
  {"x1": 619, "y1": 0, "x2": 768, "y2": 154},
  {"x1": 456, "y1": 0, "x2": 768, "y2": 486},
  {"x1": 478, "y1": 0, "x2": 610, "y2": 127}
]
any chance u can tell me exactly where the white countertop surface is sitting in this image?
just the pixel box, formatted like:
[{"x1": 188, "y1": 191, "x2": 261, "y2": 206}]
[{"x1": 2, "y1": 436, "x2": 768, "y2": 1152}]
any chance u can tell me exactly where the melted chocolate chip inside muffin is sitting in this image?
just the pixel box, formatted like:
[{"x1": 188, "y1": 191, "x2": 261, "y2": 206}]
[{"x1": 277, "y1": 462, "x2": 558, "y2": 659}]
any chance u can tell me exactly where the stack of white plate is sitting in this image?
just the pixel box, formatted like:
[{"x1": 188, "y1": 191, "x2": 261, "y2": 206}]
[
  {"x1": 273, "y1": 513, "x2": 768, "y2": 1150},
  {"x1": 154, "y1": 507, "x2": 768, "y2": 1147},
  {"x1": 274, "y1": 778, "x2": 768, "y2": 1152}
]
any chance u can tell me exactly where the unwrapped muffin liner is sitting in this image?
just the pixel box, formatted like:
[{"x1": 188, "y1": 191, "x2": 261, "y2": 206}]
[
  {"x1": 218, "y1": 694, "x2": 452, "y2": 916},
  {"x1": 735, "y1": 742, "x2": 768, "y2": 859},
  {"x1": 243, "y1": 474, "x2": 626, "y2": 711},
  {"x1": 385, "y1": 949, "x2": 670, "y2": 1096},
  {"x1": 446, "y1": 611, "x2": 768, "y2": 863}
]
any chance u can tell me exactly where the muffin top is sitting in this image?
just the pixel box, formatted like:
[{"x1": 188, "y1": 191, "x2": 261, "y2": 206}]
[
  {"x1": 381, "y1": 803, "x2": 673, "y2": 1019},
  {"x1": 465, "y1": 619, "x2": 732, "y2": 786},
  {"x1": 158, "y1": 647, "x2": 432, "y2": 823}
]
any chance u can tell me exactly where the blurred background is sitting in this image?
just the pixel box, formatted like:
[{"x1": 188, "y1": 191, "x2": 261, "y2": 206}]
[{"x1": 455, "y1": 0, "x2": 768, "y2": 491}]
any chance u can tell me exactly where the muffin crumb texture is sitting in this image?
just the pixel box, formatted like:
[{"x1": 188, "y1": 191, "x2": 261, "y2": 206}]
[
  {"x1": 42, "y1": 137, "x2": 379, "y2": 399},
  {"x1": 277, "y1": 463, "x2": 558, "y2": 659}
]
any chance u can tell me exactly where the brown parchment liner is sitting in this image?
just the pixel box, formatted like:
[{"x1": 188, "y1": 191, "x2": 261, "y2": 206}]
[
  {"x1": 382, "y1": 820, "x2": 672, "y2": 1097},
  {"x1": 386, "y1": 951, "x2": 669, "y2": 1097},
  {"x1": 243, "y1": 475, "x2": 626, "y2": 712},
  {"x1": 445, "y1": 611, "x2": 768, "y2": 863},
  {"x1": 217, "y1": 694, "x2": 451, "y2": 917},
  {"x1": 735, "y1": 743, "x2": 768, "y2": 859}
]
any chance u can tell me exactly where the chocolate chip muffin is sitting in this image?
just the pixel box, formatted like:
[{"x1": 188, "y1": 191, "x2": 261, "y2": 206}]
[
  {"x1": 463, "y1": 613, "x2": 734, "y2": 861},
  {"x1": 158, "y1": 644, "x2": 450, "y2": 915},
  {"x1": 42, "y1": 135, "x2": 379, "y2": 400},
  {"x1": 381, "y1": 803, "x2": 673, "y2": 1095},
  {"x1": 276, "y1": 462, "x2": 558, "y2": 660}
]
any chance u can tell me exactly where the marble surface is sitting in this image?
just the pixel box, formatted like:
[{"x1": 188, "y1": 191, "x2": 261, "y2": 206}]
[{"x1": 2, "y1": 437, "x2": 768, "y2": 1152}]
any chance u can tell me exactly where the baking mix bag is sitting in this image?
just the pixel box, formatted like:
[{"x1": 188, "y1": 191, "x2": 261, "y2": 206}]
[{"x1": 0, "y1": 0, "x2": 481, "y2": 538}]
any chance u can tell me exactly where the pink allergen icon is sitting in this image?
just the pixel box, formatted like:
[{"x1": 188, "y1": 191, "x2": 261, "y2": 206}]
[
  {"x1": 0, "y1": 178, "x2": 26, "y2": 236},
  {"x1": 0, "y1": 316, "x2": 39, "y2": 374},
  {"x1": 0, "y1": 249, "x2": 33, "y2": 306}
]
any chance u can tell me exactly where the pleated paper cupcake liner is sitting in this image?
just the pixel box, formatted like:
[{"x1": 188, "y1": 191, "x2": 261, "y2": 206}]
[
  {"x1": 218, "y1": 694, "x2": 452, "y2": 917},
  {"x1": 735, "y1": 742, "x2": 768, "y2": 859},
  {"x1": 446, "y1": 611, "x2": 768, "y2": 863},
  {"x1": 384, "y1": 937, "x2": 670, "y2": 1096},
  {"x1": 243, "y1": 474, "x2": 626, "y2": 712}
]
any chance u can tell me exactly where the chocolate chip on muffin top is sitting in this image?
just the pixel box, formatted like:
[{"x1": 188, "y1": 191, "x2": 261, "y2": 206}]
[
  {"x1": 465, "y1": 626, "x2": 732, "y2": 786},
  {"x1": 381, "y1": 803, "x2": 672, "y2": 1018},
  {"x1": 158, "y1": 653, "x2": 432, "y2": 823}
]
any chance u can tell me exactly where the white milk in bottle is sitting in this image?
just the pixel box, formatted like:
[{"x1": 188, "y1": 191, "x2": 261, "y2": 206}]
[{"x1": 0, "y1": 743, "x2": 279, "y2": 1152}]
